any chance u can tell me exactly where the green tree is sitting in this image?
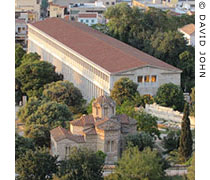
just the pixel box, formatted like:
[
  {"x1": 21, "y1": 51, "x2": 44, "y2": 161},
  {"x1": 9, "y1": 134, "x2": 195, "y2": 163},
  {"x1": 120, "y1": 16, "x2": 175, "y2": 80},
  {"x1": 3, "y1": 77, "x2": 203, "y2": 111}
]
[
  {"x1": 111, "y1": 147, "x2": 165, "y2": 180},
  {"x1": 21, "y1": 52, "x2": 41, "y2": 64},
  {"x1": 15, "y1": 78, "x2": 24, "y2": 105},
  {"x1": 142, "y1": 8, "x2": 169, "y2": 31},
  {"x1": 155, "y1": 83, "x2": 185, "y2": 112},
  {"x1": 187, "y1": 153, "x2": 195, "y2": 180},
  {"x1": 42, "y1": 80, "x2": 86, "y2": 114},
  {"x1": 24, "y1": 124, "x2": 51, "y2": 147},
  {"x1": 105, "y1": 3, "x2": 142, "y2": 43},
  {"x1": 111, "y1": 77, "x2": 138, "y2": 105},
  {"x1": 15, "y1": 60, "x2": 63, "y2": 97},
  {"x1": 17, "y1": 97, "x2": 42, "y2": 123},
  {"x1": 135, "y1": 112, "x2": 160, "y2": 139},
  {"x1": 190, "y1": 87, "x2": 195, "y2": 116},
  {"x1": 179, "y1": 103, "x2": 193, "y2": 162},
  {"x1": 150, "y1": 31, "x2": 188, "y2": 66},
  {"x1": 19, "y1": 100, "x2": 72, "y2": 147},
  {"x1": 91, "y1": 24, "x2": 110, "y2": 35},
  {"x1": 15, "y1": 133, "x2": 35, "y2": 160},
  {"x1": 86, "y1": 98, "x2": 95, "y2": 114},
  {"x1": 162, "y1": 130, "x2": 180, "y2": 153},
  {"x1": 178, "y1": 49, "x2": 195, "y2": 92},
  {"x1": 15, "y1": 147, "x2": 57, "y2": 180},
  {"x1": 125, "y1": 132, "x2": 154, "y2": 151},
  {"x1": 116, "y1": 100, "x2": 136, "y2": 118},
  {"x1": 55, "y1": 148, "x2": 106, "y2": 180},
  {"x1": 24, "y1": 101, "x2": 72, "y2": 130},
  {"x1": 15, "y1": 44, "x2": 26, "y2": 68}
]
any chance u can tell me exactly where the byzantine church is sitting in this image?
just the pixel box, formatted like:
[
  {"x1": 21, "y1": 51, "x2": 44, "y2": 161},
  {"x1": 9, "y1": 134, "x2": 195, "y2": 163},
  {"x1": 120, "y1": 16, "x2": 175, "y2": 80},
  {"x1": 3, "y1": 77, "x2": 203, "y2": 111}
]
[{"x1": 50, "y1": 95, "x2": 137, "y2": 164}]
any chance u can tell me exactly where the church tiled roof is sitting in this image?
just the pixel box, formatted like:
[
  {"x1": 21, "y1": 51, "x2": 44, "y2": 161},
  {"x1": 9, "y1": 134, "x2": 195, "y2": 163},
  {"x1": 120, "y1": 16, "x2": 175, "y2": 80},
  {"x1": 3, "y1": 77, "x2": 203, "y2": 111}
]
[
  {"x1": 83, "y1": 127, "x2": 97, "y2": 135},
  {"x1": 93, "y1": 95, "x2": 116, "y2": 107},
  {"x1": 50, "y1": 126, "x2": 85, "y2": 143},
  {"x1": 70, "y1": 115, "x2": 94, "y2": 126}
]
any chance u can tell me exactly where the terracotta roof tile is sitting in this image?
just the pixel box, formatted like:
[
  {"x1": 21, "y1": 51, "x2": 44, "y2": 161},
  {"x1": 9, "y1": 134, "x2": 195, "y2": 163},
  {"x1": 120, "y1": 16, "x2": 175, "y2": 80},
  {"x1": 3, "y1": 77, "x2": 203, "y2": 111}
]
[
  {"x1": 179, "y1": 24, "x2": 195, "y2": 35},
  {"x1": 78, "y1": 13, "x2": 97, "y2": 18},
  {"x1": 117, "y1": 114, "x2": 130, "y2": 124},
  {"x1": 50, "y1": 126, "x2": 85, "y2": 142},
  {"x1": 70, "y1": 115, "x2": 94, "y2": 126},
  {"x1": 64, "y1": 15, "x2": 70, "y2": 21},
  {"x1": 49, "y1": 2, "x2": 66, "y2": 8},
  {"x1": 15, "y1": 19, "x2": 26, "y2": 24},
  {"x1": 30, "y1": 18, "x2": 180, "y2": 73},
  {"x1": 93, "y1": 95, "x2": 115, "y2": 107},
  {"x1": 94, "y1": 117, "x2": 110, "y2": 126},
  {"x1": 83, "y1": 127, "x2": 97, "y2": 135}
]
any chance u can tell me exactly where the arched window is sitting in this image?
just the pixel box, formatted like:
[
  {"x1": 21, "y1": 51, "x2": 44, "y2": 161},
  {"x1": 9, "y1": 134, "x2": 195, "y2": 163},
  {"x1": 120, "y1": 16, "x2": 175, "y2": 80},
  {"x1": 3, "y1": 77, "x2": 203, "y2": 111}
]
[{"x1": 104, "y1": 107, "x2": 108, "y2": 117}]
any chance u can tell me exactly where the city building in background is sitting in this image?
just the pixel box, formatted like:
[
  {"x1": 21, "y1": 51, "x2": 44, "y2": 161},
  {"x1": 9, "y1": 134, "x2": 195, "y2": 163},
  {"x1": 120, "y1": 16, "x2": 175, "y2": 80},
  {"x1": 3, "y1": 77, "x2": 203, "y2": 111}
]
[{"x1": 178, "y1": 23, "x2": 195, "y2": 46}]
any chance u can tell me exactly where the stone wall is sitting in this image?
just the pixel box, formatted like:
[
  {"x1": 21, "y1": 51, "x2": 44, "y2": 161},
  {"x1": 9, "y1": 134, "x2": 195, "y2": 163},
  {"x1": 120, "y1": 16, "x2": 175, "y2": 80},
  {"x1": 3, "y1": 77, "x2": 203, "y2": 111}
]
[
  {"x1": 145, "y1": 103, "x2": 195, "y2": 128},
  {"x1": 110, "y1": 66, "x2": 181, "y2": 96}
]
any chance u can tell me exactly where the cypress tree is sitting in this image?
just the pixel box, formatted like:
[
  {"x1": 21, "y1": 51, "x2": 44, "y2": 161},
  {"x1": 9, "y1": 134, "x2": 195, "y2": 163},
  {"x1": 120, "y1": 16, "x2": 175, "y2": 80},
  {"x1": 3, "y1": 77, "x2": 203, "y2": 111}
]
[{"x1": 179, "y1": 103, "x2": 193, "y2": 162}]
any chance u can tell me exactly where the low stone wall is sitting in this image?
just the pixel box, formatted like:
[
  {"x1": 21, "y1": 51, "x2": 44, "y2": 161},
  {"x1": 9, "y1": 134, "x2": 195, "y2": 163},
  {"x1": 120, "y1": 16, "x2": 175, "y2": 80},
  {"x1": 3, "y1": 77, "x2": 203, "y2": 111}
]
[
  {"x1": 165, "y1": 165, "x2": 188, "y2": 176},
  {"x1": 145, "y1": 104, "x2": 195, "y2": 128}
]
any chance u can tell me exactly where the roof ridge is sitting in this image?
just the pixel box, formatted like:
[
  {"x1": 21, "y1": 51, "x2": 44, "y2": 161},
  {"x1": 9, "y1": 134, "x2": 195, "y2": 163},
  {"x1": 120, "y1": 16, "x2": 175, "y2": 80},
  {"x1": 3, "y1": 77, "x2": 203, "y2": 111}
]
[{"x1": 31, "y1": 18, "x2": 180, "y2": 73}]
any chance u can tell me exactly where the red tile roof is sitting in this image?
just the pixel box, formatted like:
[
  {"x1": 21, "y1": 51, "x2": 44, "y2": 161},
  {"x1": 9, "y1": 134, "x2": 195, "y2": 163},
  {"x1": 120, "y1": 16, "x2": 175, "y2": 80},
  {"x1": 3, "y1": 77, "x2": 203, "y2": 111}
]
[
  {"x1": 93, "y1": 95, "x2": 115, "y2": 107},
  {"x1": 83, "y1": 127, "x2": 97, "y2": 135},
  {"x1": 64, "y1": 15, "x2": 70, "y2": 21},
  {"x1": 117, "y1": 114, "x2": 130, "y2": 124},
  {"x1": 179, "y1": 24, "x2": 195, "y2": 35},
  {"x1": 70, "y1": 115, "x2": 94, "y2": 126},
  {"x1": 15, "y1": 19, "x2": 26, "y2": 24},
  {"x1": 49, "y1": 2, "x2": 66, "y2": 8},
  {"x1": 50, "y1": 126, "x2": 85, "y2": 142},
  {"x1": 30, "y1": 18, "x2": 180, "y2": 73},
  {"x1": 78, "y1": 13, "x2": 97, "y2": 18}
]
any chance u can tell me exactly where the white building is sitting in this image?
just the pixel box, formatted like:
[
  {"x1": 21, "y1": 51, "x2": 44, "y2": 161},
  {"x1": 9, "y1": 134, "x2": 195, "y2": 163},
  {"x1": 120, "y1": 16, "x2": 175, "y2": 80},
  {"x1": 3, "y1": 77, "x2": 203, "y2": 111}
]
[
  {"x1": 15, "y1": 19, "x2": 27, "y2": 47},
  {"x1": 27, "y1": 18, "x2": 182, "y2": 102},
  {"x1": 97, "y1": 0, "x2": 117, "y2": 7},
  {"x1": 177, "y1": 0, "x2": 195, "y2": 11},
  {"x1": 78, "y1": 13, "x2": 98, "y2": 26},
  {"x1": 178, "y1": 24, "x2": 195, "y2": 47}
]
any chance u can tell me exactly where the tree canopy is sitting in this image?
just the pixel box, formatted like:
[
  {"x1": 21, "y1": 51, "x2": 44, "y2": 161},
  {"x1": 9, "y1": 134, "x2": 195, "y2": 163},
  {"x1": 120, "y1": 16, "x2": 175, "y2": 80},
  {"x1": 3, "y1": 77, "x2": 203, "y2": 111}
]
[
  {"x1": 162, "y1": 130, "x2": 180, "y2": 153},
  {"x1": 110, "y1": 77, "x2": 138, "y2": 105},
  {"x1": 15, "y1": 133, "x2": 35, "y2": 160},
  {"x1": 108, "y1": 147, "x2": 165, "y2": 180},
  {"x1": 155, "y1": 83, "x2": 185, "y2": 112},
  {"x1": 15, "y1": 147, "x2": 57, "y2": 180},
  {"x1": 179, "y1": 103, "x2": 193, "y2": 162},
  {"x1": 17, "y1": 97, "x2": 42, "y2": 123},
  {"x1": 187, "y1": 153, "x2": 195, "y2": 180},
  {"x1": 190, "y1": 87, "x2": 195, "y2": 116},
  {"x1": 15, "y1": 44, "x2": 26, "y2": 68},
  {"x1": 125, "y1": 132, "x2": 154, "y2": 151},
  {"x1": 116, "y1": 99, "x2": 160, "y2": 139},
  {"x1": 42, "y1": 80, "x2": 86, "y2": 114},
  {"x1": 21, "y1": 52, "x2": 41, "y2": 64},
  {"x1": 15, "y1": 60, "x2": 63, "y2": 97},
  {"x1": 24, "y1": 101, "x2": 72, "y2": 129},
  {"x1": 135, "y1": 112, "x2": 160, "y2": 139},
  {"x1": 18, "y1": 98, "x2": 72, "y2": 147},
  {"x1": 55, "y1": 148, "x2": 106, "y2": 180}
]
